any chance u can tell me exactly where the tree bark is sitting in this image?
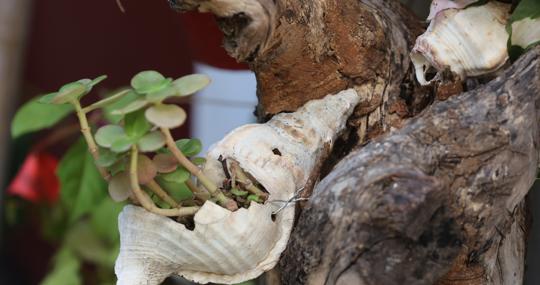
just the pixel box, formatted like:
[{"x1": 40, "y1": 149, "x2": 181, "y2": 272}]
[
  {"x1": 169, "y1": 0, "x2": 537, "y2": 284},
  {"x1": 280, "y1": 48, "x2": 540, "y2": 284}
]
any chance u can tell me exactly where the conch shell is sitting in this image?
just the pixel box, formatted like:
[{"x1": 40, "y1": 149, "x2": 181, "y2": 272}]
[
  {"x1": 411, "y1": 2, "x2": 510, "y2": 85},
  {"x1": 115, "y1": 89, "x2": 360, "y2": 284}
]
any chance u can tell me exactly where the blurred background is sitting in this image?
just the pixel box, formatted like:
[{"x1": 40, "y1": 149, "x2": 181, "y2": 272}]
[{"x1": 0, "y1": 0, "x2": 537, "y2": 284}]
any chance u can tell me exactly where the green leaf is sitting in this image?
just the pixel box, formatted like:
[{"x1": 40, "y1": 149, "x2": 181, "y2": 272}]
[
  {"x1": 108, "y1": 172, "x2": 132, "y2": 202},
  {"x1": 110, "y1": 136, "x2": 135, "y2": 153},
  {"x1": 231, "y1": 188, "x2": 248, "y2": 197},
  {"x1": 89, "y1": 75, "x2": 107, "y2": 88},
  {"x1": 192, "y1": 157, "x2": 206, "y2": 165},
  {"x1": 176, "y1": 138, "x2": 202, "y2": 157},
  {"x1": 58, "y1": 139, "x2": 107, "y2": 222},
  {"x1": 155, "y1": 177, "x2": 193, "y2": 201},
  {"x1": 95, "y1": 148, "x2": 120, "y2": 167},
  {"x1": 137, "y1": 155, "x2": 158, "y2": 184},
  {"x1": 41, "y1": 247, "x2": 82, "y2": 285},
  {"x1": 104, "y1": 90, "x2": 141, "y2": 123},
  {"x1": 131, "y1": 70, "x2": 171, "y2": 94},
  {"x1": 161, "y1": 167, "x2": 190, "y2": 183},
  {"x1": 95, "y1": 125, "x2": 126, "y2": 148},
  {"x1": 137, "y1": 131, "x2": 166, "y2": 152},
  {"x1": 108, "y1": 160, "x2": 126, "y2": 176},
  {"x1": 144, "y1": 104, "x2": 187, "y2": 129},
  {"x1": 110, "y1": 99, "x2": 148, "y2": 116},
  {"x1": 53, "y1": 82, "x2": 88, "y2": 104},
  {"x1": 90, "y1": 198, "x2": 125, "y2": 244},
  {"x1": 173, "y1": 74, "x2": 211, "y2": 96},
  {"x1": 146, "y1": 86, "x2": 177, "y2": 103},
  {"x1": 247, "y1": 195, "x2": 262, "y2": 203},
  {"x1": 65, "y1": 222, "x2": 117, "y2": 267},
  {"x1": 153, "y1": 153, "x2": 178, "y2": 173},
  {"x1": 11, "y1": 98, "x2": 73, "y2": 138},
  {"x1": 124, "y1": 110, "x2": 151, "y2": 139},
  {"x1": 507, "y1": 0, "x2": 540, "y2": 58}
]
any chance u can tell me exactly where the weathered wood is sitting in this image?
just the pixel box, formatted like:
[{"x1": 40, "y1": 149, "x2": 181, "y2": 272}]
[
  {"x1": 280, "y1": 47, "x2": 540, "y2": 285},
  {"x1": 170, "y1": 0, "x2": 427, "y2": 143}
]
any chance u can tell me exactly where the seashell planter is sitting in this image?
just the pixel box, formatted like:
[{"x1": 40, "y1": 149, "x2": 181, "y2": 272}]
[
  {"x1": 115, "y1": 89, "x2": 360, "y2": 284},
  {"x1": 411, "y1": 2, "x2": 511, "y2": 85}
]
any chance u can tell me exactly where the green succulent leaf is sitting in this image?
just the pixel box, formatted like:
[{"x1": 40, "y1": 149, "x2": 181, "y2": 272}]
[
  {"x1": 108, "y1": 172, "x2": 132, "y2": 202},
  {"x1": 131, "y1": 70, "x2": 172, "y2": 94},
  {"x1": 145, "y1": 104, "x2": 187, "y2": 129},
  {"x1": 173, "y1": 74, "x2": 211, "y2": 96},
  {"x1": 160, "y1": 167, "x2": 190, "y2": 183},
  {"x1": 110, "y1": 98, "x2": 148, "y2": 116},
  {"x1": 146, "y1": 86, "x2": 177, "y2": 103},
  {"x1": 89, "y1": 75, "x2": 108, "y2": 88},
  {"x1": 231, "y1": 188, "x2": 249, "y2": 197},
  {"x1": 155, "y1": 177, "x2": 193, "y2": 201},
  {"x1": 137, "y1": 131, "x2": 166, "y2": 152},
  {"x1": 175, "y1": 138, "x2": 202, "y2": 157},
  {"x1": 124, "y1": 110, "x2": 151, "y2": 139},
  {"x1": 58, "y1": 138, "x2": 107, "y2": 223},
  {"x1": 48, "y1": 82, "x2": 88, "y2": 104},
  {"x1": 95, "y1": 125, "x2": 126, "y2": 148},
  {"x1": 137, "y1": 155, "x2": 158, "y2": 184},
  {"x1": 110, "y1": 136, "x2": 135, "y2": 153},
  {"x1": 247, "y1": 194, "x2": 262, "y2": 203},
  {"x1": 11, "y1": 97, "x2": 73, "y2": 138},
  {"x1": 192, "y1": 157, "x2": 206, "y2": 165},
  {"x1": 95, "y1": 148, "x2": 120, "y2": 167},
  {"x1": 153, "y1": 153, "x2": 178, "y2": 173}
]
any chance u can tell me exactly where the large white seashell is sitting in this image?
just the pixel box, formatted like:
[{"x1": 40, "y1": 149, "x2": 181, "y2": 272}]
[
  {"x1": 115, "y1": 89, "x2": 360, "y2": 285},
  {"x1": 411, "y1": 2, "x2": 511, "y2": 85}
]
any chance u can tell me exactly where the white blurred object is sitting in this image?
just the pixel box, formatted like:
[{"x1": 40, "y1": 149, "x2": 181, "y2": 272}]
[{"x1": 191, "y1": 63, "x2": 257, "y2": 152}]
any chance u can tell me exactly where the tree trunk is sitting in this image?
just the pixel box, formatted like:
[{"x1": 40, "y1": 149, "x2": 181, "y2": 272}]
[{"x1": 169, "y1": 0, "x2": 536, "y2": 284}]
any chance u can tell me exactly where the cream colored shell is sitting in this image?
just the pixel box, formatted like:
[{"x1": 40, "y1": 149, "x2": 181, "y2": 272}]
[
  {"x1": 115, "y1": 89, "x2": 360, "y2": 285},
  {"x1": 411, "y1": 2, "x2": 511, "y2": 85}
]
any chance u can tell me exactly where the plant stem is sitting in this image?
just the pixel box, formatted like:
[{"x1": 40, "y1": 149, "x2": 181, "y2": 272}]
[
  {"x1": 147, "y1": 179, "x2": 179, "y2": 208},
  {"x1": 82, "y1": 89, "x2": 131, "y2": 113},
  {"x1": 186, "y1": 180, "x2": 210, "y2": 201},
  {"x1": 230, "y1": 161, "x2": 268, "y2": 199},
  {"x1": 160, "y1": 127, "x2": 238, "y2": 211},
  {"x1": 72, "y1": 100, "x2": 111, "y2": 180},
  {"x1": 129, "y1": 145, "x2": 199, "y2": 217}
]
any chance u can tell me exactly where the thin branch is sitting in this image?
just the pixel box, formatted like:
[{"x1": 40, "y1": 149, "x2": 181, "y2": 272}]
[{"x1": 147, "y1": 179, "x2": 179, "y2": 208}]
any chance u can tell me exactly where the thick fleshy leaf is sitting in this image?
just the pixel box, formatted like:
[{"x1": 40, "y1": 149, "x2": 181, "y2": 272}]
[
  {"x1": 95, "y1": 125, "x2": 126, "y2": 148},
  {"x1": 155, "y1": 178, "x2": 193, "y2": 201},
  {"x1": 95, "y1": 148, "x2": 120, "y2": 167},
  {"x1": 172, "y1": 74, "x2": 211, "y2": 96},
  {"x1": 161, "y1": 167, "x2": 190, "y2": 183},
  {"x1": 247, "y1": 194, "x2": 262, "y2": 203},
  {"x1": 103, "y1": 90, "x2": 140, "y2": 123},
  {"x1": 108, "y1": 172, "x2": 132, "y2": 202},
  {"x1": 153, "y1": 153, "x2": 178, "y2": 173},
  {"x1": 131, "y1": 70, "x2": 171, "y2": 94},
  {"x1": 137, "y1": 155, "x2": 158, "y2": 184},
  {"x1": 110, "y1": 136, "x2": 135, "y2": 153},
  {"x1": 11, "y1": 98, "x2": 73, "y2": 138},
  {"x1": 231, "y1": 188, "x2": 248, "y2": 197},
  {"x1": 192, "y1": 157, "x2": 206, "y2": 165},
  {"x1": 145, "y1": 104, "x2": 186, "y2": 128},
  {"x1": 53, "y1": 82, "x2": 88, "y2": 104},
  {"x1": 146, "y1": 86, "x2": 177, "y2": 102},
  {"x1": 110, "y1": 99, "x2": 148, "y2": 116},
  {"x1": 137, "y1": 131, "x2": 166, "y2": 152},
  {"x1": 175, "y1": 138, "x2": 202, "y2": 157},
  {"x1": 89, "y1": 75, "x2": 107, "y2": 87},
  {"x1": 124, "y1": 110, "x2": 151, "y2": 139}
]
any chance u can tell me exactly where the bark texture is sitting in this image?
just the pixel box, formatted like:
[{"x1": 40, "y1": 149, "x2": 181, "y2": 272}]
[
  {"x1": 280, "y1": 48, "x2": 540, "y2": 285},
  {"x1": 170, "y1": 0, "x2": 428, "y2": 143}
]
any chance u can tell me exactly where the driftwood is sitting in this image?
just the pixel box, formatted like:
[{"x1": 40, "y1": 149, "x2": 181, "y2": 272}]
[
  {"x1": 281, "y1": 48, "x2": 540, "y2": 285},
  {"x1": 169, "y1": 0, "x2": 538, "y2": 284}
]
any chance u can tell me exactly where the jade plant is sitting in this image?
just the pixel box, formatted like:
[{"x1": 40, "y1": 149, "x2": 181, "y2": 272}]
[{"x1": 12, "y1": 70, "x2": 269, "y2": 221}]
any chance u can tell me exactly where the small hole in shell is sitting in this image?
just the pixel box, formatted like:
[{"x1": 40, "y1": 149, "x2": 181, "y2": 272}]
[
  {"x1": 272, "y1": 148, "x2": 282, "y2": 156},
  {"x1": 271, "y1": 213, "x2": 277, "y2": 222}
]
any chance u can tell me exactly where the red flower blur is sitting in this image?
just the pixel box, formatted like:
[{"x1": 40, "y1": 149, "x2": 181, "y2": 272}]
[{"x1": 7, "y1": 152, "x2": 60, "y2": 204}]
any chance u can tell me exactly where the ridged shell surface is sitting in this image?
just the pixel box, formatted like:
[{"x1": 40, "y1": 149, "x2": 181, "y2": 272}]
[
  {"x1": 411, "y1": 2, "x2": 510, "y2": 85},
  {"x1": 115, "y1": 89, "x2": 360, "y2": 285}
]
